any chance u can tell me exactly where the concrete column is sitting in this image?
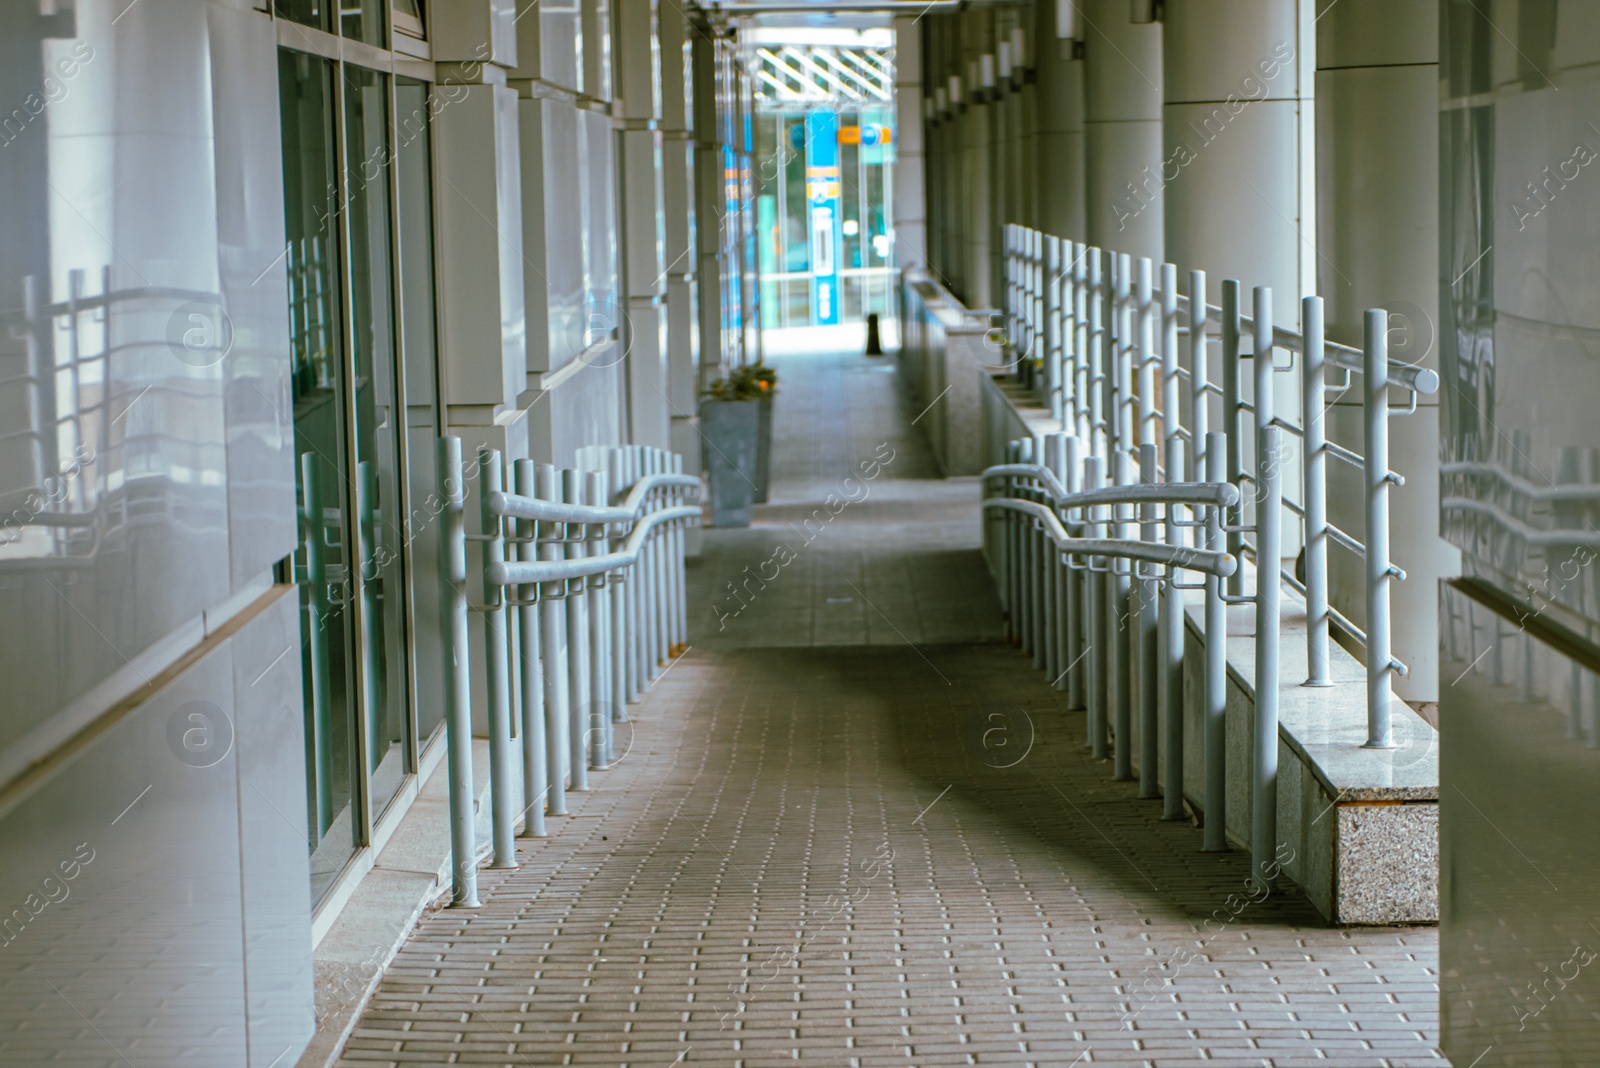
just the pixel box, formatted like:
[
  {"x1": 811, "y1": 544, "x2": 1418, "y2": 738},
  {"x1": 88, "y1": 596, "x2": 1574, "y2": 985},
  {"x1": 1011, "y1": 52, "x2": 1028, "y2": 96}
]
[
  {"x1": 615, "y1": 0, "x2": 670, "y2": 449},
  {"x1": 1317, "y1": 0, "x2": 1453, "y2": 705},
  {"x1": 691, "y1": 24, "x2": 726, "y2": 382},
  {"x1": 659, "y1": 2, "x2": 700, "y2": 470},
  {"x1": 961, "y1": 9, "x2": 995, "y2": 307},
  {"x1": 1082, "y1": 0, "x2": 1162, "y2": 258},
  {"x1": 1034, "y1": 0, "x2": 1085, "y2": 240},
  {"x1": 509, "y1": 0, "x2": 625, "y2": 465},
  {"x1": 433, "y1": 19, "x2": 527, "y2": 444},
  {"x1": 893, "y1": 17, "x2": 928, "y2": 273},
  {"x1": 1161, "y1": 0, "x2": 1311, "y2": 318}
]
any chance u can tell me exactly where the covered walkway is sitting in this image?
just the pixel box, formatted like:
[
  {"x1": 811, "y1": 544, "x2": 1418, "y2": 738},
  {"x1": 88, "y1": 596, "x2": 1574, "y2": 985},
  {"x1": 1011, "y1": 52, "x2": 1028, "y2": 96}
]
[{"x1": 336, "y1": 346, "x2": 1442, "y2": 1067}]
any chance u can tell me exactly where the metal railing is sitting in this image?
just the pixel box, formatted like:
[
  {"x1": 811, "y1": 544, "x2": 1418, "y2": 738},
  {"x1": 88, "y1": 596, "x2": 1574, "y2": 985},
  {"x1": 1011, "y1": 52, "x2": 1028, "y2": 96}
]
[
  {"x1": 988, "y1": 222, "x2": 1440, "y2": 882},
  {"x1": 438, "y1": 437, "x2": 700, "y2": 906}
]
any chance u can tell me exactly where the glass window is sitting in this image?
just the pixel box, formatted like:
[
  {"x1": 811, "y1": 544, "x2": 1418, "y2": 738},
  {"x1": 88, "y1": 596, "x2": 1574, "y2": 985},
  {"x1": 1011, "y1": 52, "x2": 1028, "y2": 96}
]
[
  {"x1": 278, "y1": 48, "x2": 360, "y2": 904},
  {"x1": 394, "y1": 77, "x2": 446, "y2": 745},
  {"x1": 339, "y1": 64, "x2": 409, "y2": 820}
]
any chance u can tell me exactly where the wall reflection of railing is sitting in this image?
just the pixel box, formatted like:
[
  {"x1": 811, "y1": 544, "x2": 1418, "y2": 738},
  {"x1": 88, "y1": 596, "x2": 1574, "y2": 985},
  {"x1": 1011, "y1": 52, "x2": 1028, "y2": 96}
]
[
  {"x1": 0, "y1": 269, "x2": 230, "y2": 568},
  {"x1": 287, "y1": 235, "x2": 337, "y2": 394},
  {"x1": 1442, "y1": 448, "x2": 1600, "y2": 637}
]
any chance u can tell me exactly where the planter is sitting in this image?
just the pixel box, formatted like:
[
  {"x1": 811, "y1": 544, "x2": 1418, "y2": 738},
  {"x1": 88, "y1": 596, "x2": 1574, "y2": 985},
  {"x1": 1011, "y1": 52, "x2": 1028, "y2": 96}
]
[
  {"x1": 753, "y1": 394, "x2": 774, "y2": 504},
  {"x1": 699, "y1": 399, "x2": 760, "y2": 527}
]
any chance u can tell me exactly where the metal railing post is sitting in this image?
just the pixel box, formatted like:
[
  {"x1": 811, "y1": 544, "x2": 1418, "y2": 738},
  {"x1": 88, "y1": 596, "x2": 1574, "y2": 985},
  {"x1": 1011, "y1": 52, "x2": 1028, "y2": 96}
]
[
  {"x1": 1222, "y1": 280, "x2": 1243, "y2": 597},
  {"x1": 1364, "y1": 308, "x2": 1397, "y2": 749},
  {"x1": 1112, "y1": 449, "x2": 1135, "y2": 782},
  {"x1": 608, "y1": 451, "x2": 632, "y2": 729},
  {"x1": 563, "y1": 469, "x2": 591, "y2": 791},
  {"x1": 1046, "y1": 236, "x2": 1063, "y2": 423},
  {"x1": 478, "y1": 448, "x2": 518, "y2": 868},
  {"x1": 586, "y1": 469, "x2": 611, "y2": 770},
  {"x1": 536, "y1": 463, "x2": 570, "y2": 816},
  {"x1": 1043, "y1": 433, "x2": 1067, "y2": 683},
  {"x1": 1202, "y1": 431, "x2": 1228, "y2": 853},
  {"x1": 1137, "y1": 442, "x2": 1160, "y2": 799},
  {"x1": 1161, "y1": 437, "x2": 1187, "y2": 822},
  {"x1": 438, "y1": 436, "x2": 479, "y2": 906},
  {"x1": 1064, "y1": 435, "x2": 1086, "y2": 710},
  {"x1": 513, "y1": 459, "x2": 547, "y2": 838},
  {"x1": 671, "y1": 453, "x2": 689, "y2": 653},
  {"x1": 1031, "y1": 437, "x2": 1049, "y2": 667},
  {"x1": 1088, "y1": 249, "x2": 1106, "y2": 460},
  {"x1": 1018, "y1": 437, "x2": 1036, "y2": 655},
  {"x1": 1302, "y1": 295, "x2": 1332, "y2": 687},
  {"x1": 1084, "y1": 455, "x2": 1108, "y2": 758},
  {"x1": 1073, "y1": 241, "x2": 1091, "y2": 446},
  {"x1": 1188, "y1": 270, "x2": 1208, "y2": 481},
  {"x1": 1115, "y1": 253, "x2": 1135, "y2": 457},
  {"x1": 1160, "y1": 262, "x2": 1179, "y2": 460},
  {"x1": 1252, "y1": 286, "x2": 1281, "y2": 890},
  {"x1": 1137, "y1": 257, "x2": 1156, "y2": 450}
]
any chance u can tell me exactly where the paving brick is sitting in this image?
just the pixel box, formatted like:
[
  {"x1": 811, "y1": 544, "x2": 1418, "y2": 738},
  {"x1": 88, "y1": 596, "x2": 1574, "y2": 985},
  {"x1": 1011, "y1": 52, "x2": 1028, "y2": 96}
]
[{"x1": 335, "y1": 348, "x2": 1440, "y2": 1068}]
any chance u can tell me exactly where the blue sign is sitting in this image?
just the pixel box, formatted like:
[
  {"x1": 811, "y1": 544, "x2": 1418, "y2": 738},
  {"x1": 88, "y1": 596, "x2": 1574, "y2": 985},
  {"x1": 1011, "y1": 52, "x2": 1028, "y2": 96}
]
[{"x1": 804, "y1": 109, "x2": 841, "y2": 326}]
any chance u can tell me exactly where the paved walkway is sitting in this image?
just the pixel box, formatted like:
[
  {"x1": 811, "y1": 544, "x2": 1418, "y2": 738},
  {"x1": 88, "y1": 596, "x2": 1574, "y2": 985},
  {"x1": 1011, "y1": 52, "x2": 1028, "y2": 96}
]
[{"x1": 337, "y1": 347, "x2": 1443, "y2": 1067}]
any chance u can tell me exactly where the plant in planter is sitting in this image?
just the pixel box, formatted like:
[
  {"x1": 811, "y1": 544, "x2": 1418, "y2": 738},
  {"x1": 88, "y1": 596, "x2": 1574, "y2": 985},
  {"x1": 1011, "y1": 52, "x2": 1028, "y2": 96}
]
[
  {"x1": 731, "y1": 363, "x2": 778, "y2": 503},
  {"x1": 700, "y1": 370, "x2": 766, "y2": 527}
]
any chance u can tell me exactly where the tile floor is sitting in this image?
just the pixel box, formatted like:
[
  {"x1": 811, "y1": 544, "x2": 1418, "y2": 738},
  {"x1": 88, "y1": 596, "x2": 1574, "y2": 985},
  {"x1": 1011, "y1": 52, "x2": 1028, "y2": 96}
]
[{"x1": 336, "y1": 346, "x2": 1443, "y2": 1067}]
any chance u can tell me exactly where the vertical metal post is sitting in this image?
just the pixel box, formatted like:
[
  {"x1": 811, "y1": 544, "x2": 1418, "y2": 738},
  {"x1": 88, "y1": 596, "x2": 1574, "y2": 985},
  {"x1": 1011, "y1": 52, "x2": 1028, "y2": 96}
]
[
  {"x1": 1112, "y1": 450, "x2": 1134, "y2": 782},
  {"x1": 1115, "y1": 253, "x2": 1135, "y2": 458},
  {"x1": 1137, "y1": 443, "x2": 1159, "y2": 799},
  {"x1": 536, "y1": 464, "x2": 570, "y2": 816},
  {"x1": 649, "y1": 450, "x2": 668, "y2": 676},
  {"x1": 1084, "y1": 455, "x2": 1107, "y2": 758},
  {"x1": 564, "y1": 469, "x2": 591, "y2": 790},
  {"x1": 1161, "y1": 438, "x2": 1186, "y2": 821},
  {"x1": 626, "y1": 448, "x2": 645, "y2": 702},
  {"x1": 438, "y1": 437, "x2": 479, "y2": 906},
  {"x1": 1044, "y1": 433, "x2": 1067, "y2": 684},
  {"x1": 1161, "y1": 262, "x2": 1179, "y2": 460},
  {"x1": 1136, "y1": 257, "x2": 1156, "y2": 450},
  {"x1": 1063, "y1": 436, "x2": 1085, "y2": 709},
  {"x1": 1302, "y1": 295, "x2": 1331, "y2": 687},
  {"x1": 1074, "y1": 242, "x2": 1091, "y2": 446},
  {"x1": 586, "y1": 470, "x2": 611, "y2": 770},
  {"x1": 478, "y1": 448, "x2": 517, "y2": 869},
  {"x1": 513, "y1": 459, "x2": 547, "y2": 838},
  {"x1": 1221, "y1": 280, "x2": 1242, "y2": 597},
  {"x1": 1003, "y1": 440, "x2": 1020, "y2": 643},
  {"x1": 1032, "y1": 438, "x2": 1050, "y2": 666},
  {"x1": 1019, "y1": 438, "x2": 1036, "y2": 656},
  {"x1": 1252, "y1": 286, "x2": 1281, "y2": 889},
  {"x1": 672, "y1": 453, "x2": 690, "y2": 652},
  {"x1": 1087, "y1": 249, "x2": 1106, "y2": 460},
  {"x1": 609, "y1": 451, "x2": 631, "y2": 728},
  {"x1": 1188, "y1": 270, "x2": 1209, "y2": 482},
  {"x1": 1202, "y1": 432, "x2": 1228, "y2": 852},
  {"x1": 1364, "y1": 308, "x2": 1396, "y2": 749},
  {"x1": 1046, "y1": 236, "x2": 1063, "y2": 424}
]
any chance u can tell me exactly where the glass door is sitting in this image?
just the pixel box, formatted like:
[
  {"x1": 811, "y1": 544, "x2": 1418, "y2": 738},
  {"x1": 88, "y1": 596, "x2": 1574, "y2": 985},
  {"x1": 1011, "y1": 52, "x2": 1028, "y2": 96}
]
[{"x1": 278, "y1": 48, "x2": 419, "y2": 906}]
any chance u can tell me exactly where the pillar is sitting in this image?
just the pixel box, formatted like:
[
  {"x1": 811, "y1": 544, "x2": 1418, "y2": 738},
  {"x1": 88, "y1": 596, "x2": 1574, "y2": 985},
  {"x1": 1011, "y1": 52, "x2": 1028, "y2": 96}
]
[
  {"x1": 1082, "y1": 0, "x2": 1162, "y2": 258},
  {"x1": 1317, "y1": 0, "x2": 1453, "y2": 704},
  {"x1": 893, "y1": 16, "x2": 928, "y2": 273},
  {"x1": 1035, "y1": 0, "x2": 1086, "y2": 240},
  {"x1": 616, "y1": 0, "x2": 670, "y2": 450},
  {"x1": 660, "y1": 2, "x2": 700, "y2": 470},
  {"x1": 1161, "y1": 0, "x2": 1311, "y2": 318}
]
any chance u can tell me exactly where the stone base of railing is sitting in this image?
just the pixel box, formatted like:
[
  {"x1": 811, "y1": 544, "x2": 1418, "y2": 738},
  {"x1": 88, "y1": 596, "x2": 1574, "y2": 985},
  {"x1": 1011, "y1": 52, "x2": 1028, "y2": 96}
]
[
  {"x1": 1168, "y1": 588, "x2": 1438, "y2": 925},
  {"x1": 981, "y1": 373, "x2": 1439, "y2": 926}
]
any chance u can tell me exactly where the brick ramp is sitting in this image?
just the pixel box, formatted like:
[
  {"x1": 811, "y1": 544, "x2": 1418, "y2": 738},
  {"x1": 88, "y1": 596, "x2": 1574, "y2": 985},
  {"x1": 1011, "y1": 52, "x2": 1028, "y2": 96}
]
[{"x1": 337, "y1": 643, "x2": 1441, "y2": 1067}]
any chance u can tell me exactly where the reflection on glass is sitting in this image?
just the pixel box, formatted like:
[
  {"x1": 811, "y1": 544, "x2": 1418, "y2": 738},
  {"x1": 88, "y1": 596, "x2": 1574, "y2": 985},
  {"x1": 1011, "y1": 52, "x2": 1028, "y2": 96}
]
[
  {"x1": 395, "y1": 78, "x2": 446, "y2": 744},
  {"x1": 341, "y1": 0, "x2": 388, "y2": 48},
  {"x1": 341, "y1": 64, "x2": 408, "y2": 819},
  {"x1": 278, "y1": 49, "x2": 359, "y2": 904},
  {"x1": 275, "y1": 0, "x2": 330, "y2": 34}
]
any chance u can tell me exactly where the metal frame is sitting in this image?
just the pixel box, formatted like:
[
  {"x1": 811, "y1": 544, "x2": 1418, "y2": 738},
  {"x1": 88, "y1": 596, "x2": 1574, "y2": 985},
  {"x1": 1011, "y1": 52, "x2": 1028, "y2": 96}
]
[
  {"x1": 994, "y1": 221, "x2": 1442, "y2": 882},
  {"x1": 439, "y1": 437, "x2": 700, "y2": 907}
]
